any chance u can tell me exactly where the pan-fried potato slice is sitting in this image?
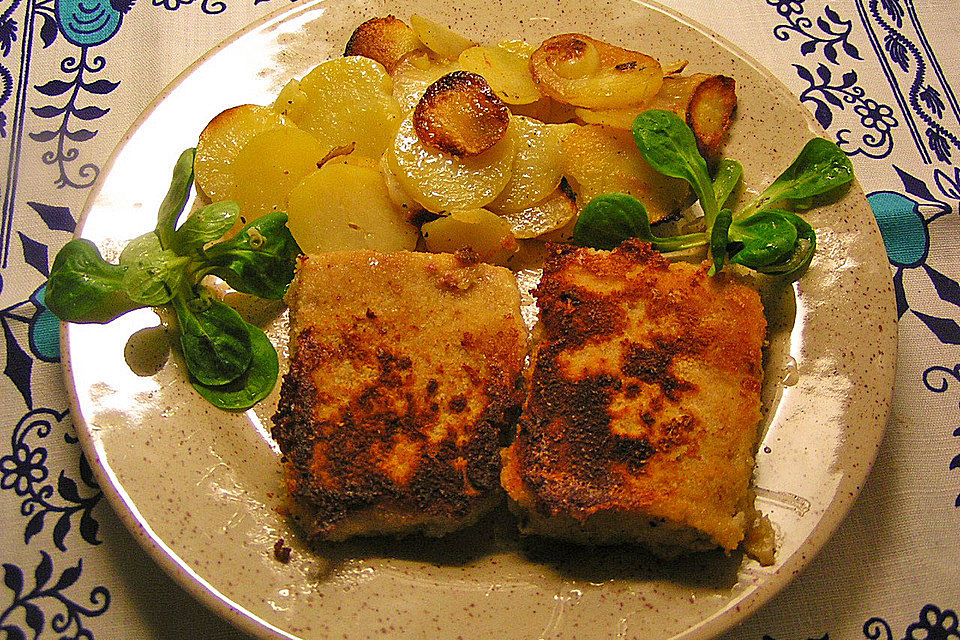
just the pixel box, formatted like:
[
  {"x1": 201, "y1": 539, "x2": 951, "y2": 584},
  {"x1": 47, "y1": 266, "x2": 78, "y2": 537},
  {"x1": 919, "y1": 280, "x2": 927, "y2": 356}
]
[
  {"x1": 497, "y1": 187, "x2": 577, "y2": 239},
  {"x1": 391, "y1": 53, "x2": 460, "y2": 112},
  {"x1": 344, "y1": 16, "x2": 425, "y2": 73},
  {"x1": 530, "y1": 34, "x2": 663, "y2": 109},
  {"x1": 488, "y1": 117, "x2": 577, "y2": 212},
  {"x1": 573, "y1": 73, "x2": 737, "y2": 157},
  {"x1": 273, "y1": 79, "x2": 308, "y2": 120},
  {"x1": 686, "y1": 75, "x2": 736, "y2": 158},
  {"x1": 561, "y1": 124, "x2": 690, "y2": 223},
  {"x1": 413, "y1": 71, "x2": 510, "y2": 157},
  {"x1": 389, "y1": 113, "x2": 516, "y2": 212},
  {"x1": 409, "y1": 14, "x2": 475, "y2": 60},
  {"x1": 421, "y1": 208, "x2": 518, "y2": 265},
  {"x1": 379, "y1": 152, "x2": 422, "y2": 217},
  {"x1": 291, "y1": 56, "x2": 403, "y2": 159},
  {"x1": 230, "y1": 127, "x2": 325, "y2": 221},
  {"x1": 286, "y1": 162, "x2": 418, "y2": 253},
  {"x1": 509, "y1": 95, "x2": 578, "y2": 124},
  {"x1": 194, "y1": 104, "x2": 290, "y2": 202},
  {"x1": 458, "y1": 46, "x2": 540, "y2": 105}
]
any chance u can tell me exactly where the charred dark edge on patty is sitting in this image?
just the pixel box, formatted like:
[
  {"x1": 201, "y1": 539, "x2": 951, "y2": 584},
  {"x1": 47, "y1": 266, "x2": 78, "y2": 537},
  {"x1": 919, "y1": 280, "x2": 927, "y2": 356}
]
[{"x1": 272, "y1": 324, "x2": 522, "y2": 540}]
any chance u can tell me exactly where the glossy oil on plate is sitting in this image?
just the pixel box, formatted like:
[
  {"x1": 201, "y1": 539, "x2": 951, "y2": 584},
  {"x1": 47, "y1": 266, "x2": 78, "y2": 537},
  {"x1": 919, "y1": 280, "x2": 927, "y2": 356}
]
[{"x1": 62, "y1": 0, "x2": 898, "y2": 638}]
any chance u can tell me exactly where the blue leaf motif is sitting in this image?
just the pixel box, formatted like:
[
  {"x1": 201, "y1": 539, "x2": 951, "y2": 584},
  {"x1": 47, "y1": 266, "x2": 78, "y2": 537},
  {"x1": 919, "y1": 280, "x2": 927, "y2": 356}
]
[
  {"x1": 22, "y1": 602, "x2": 42, "y2": 636},
  {"x1": 893, "y1": 269, "x2": 908, "y2": 318},
  {"x1": 82, "y1": 79, "x2": 120, "y2": 94},
  {"x1": 894, "y1": 165, "x2": 939, "y2": 201},
  {"x1": 52, "y1": 513, "x2": 71, "y2": 552},
  {"x1": 920, "y1": 85, "x2": 946, "y2": 119},
  {"x1": 842, "y1": 40, "x2": 862, "y2": 59},
  {"x1": 934, "y1": 168, "x2": 960, "y2": 200},
  {"x1": 73, "y1": 105, "x2": 110, "y2": 120},
  {"x1": 57, "y1": 472, "x2": 81, "y2": 502},
  {"x1": 951, "y1": 453, "x2": 960, "y2": 470},
  {"x1": 913, "y1": 311, "x2": 960, "y2": 345},
  {"x1": 26, "y1": 202, "x2": 75, "y2": 233},
  {"x1": 1, "y1": 626, "x2": 27, "y2": 640},
  {"x1": 927, "y1": 128, "x2": 952, "y2": 163},
  {"x1": 33, "y1": 552, "x2": 52, "y2": 589},
  {"x1": 30, "y1": 105, "x2": 66, "y2": 118},
  {"x1": 23, "y1": 511, "x2": 44, "y2": 544},
  {"x1": 17, "y1": 233, "x2": 48, "y2": 277},
  {"x1": 923, "y1": 265, "x2": 960, "y2": 308},
  {"x1": 2, "y1": 318, "x2": 33, "y2": 407},
  {"x1": 65, "y1": 128, "x2": 96, "y2": 142},
  {"x1": 814, "y1": 102, "x2": 833, "y2": 129},
  {"x1": 884, "y1": 34, "x2": 910, "y2": 72},
  {"x1": 34, "y1": 79, "x2": 72, "y2": 96},
  {"x1": 37, "y1": 11, "x2": 58, "y2": 47},
  {"x1": 27, "y1": 130, "x2": 58, "y2": 143},
  {"x1": 79, "y1": 508, "x2": 100, "y2": 545},
  {"x1": 2, "y1": 564, "x2": 23, "y2": 597},
  {"x1": 53, "y1": 563, "x2": 81, "y2": 591}
]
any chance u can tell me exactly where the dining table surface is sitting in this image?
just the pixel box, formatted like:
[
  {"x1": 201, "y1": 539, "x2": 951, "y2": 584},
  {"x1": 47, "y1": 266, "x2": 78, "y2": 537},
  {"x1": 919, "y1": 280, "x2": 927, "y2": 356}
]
[{"x1": 0, "y1": 0, "x2": 957, "y2": 637}]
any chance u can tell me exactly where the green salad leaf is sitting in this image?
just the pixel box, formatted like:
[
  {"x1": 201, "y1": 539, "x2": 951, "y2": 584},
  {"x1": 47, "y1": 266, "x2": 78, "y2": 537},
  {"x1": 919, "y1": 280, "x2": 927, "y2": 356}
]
[
  {"x1": 45, "y1": 148, "x2": 300, "y2": 411},
  {"x1": 191, "y1": 322, "x2": 279, "y2": 410},
  {"x1": 45, "y1": 239, "x2": 140, "y2": 323},
  {"x1": 574, "y1": 109, "x2": 853, "y2": 278},
  {"x1": 202, "y1": 213, "x2": 301, "y2": 300}
]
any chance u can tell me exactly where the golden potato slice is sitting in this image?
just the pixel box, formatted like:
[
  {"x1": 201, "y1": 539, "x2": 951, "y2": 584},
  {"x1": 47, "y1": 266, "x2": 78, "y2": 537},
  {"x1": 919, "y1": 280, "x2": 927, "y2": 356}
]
[
  {"x1": 344, "y1": 16, "x2": 425, "y2": 73},
  {"x1": 498, "y1": 39, "x2": 536, "y2": 57},
  {"x1": 497, "y1": 187, "x2": 577, "y2": 239},
  {"x1": 413, "y1": 71, "x2": 510, "y2": 156},
  {"x1": 561, "y1": 124, "x2": 690, "y2": 223},
  {"x1": 379, "y1": 152, "x2": 423, "y2": 218},
  {"x1": 286, "y1": 162, "x2": 418, "y2": 253},
  {"x1": 509, "y1": 96, "x2": 578, "y2": 124},
  {"x1": 409, "y1": 14, "x2": 475, "y2": 60},
  {"x1": 273, "y1": 79, "x2": 308, "y2": 121},
  {"x1": 391, "y1": 53, "x2": 460, "y2": 112},
  {"x1": 421, "y1": 208, "x2": 518, "y2": 265},
  {"x1": 574, "y1": 73, "x2": 737, "y2": 158},
  {"x1": 194, "y1": 104, "x2": 290, "y2": 203},
  {"x1": 458, "y1": 46, "x2": 540, "y2": 105},
  {"x1": 488, "y1": 117, "x2": 577, "y2": 212},
  {"x1": 292, "y1": 56, "x2": 403, "y2": 159},
  {"x1": 230, "y1": 127, "x2": 325, "y2": 221},
  {"x1": 686, "y1": 74, "x2": 737, "y2": 159},
  {"x1": 530, "y1": 34, "x2": 663, "y2": 109},
  {"x1": 389, "y1": 113, "x2": 516, "y2": 213}
]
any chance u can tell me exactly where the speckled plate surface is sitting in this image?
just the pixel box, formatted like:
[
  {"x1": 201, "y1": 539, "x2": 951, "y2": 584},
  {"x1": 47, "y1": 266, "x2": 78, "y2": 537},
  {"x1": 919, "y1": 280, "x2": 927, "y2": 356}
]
[{"x1": 62, "y1": 0, "x2": 897, "y2": 638}]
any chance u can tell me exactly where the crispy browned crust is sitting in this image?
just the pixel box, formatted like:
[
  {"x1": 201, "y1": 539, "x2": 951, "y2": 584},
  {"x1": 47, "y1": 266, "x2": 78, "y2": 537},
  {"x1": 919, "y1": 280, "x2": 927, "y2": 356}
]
[
  {"x1": 504, "y1": 240, "x2": 766, "y2": 551},
  {"x1": 413, "y1": 71, "x2": 510, "y2": 157},
  {"x1": 272, "y1": 251, "x2": 526, "y2": 541},
  {"x1": 344, "y1": 16, "x2": 424, "y2": 73}
]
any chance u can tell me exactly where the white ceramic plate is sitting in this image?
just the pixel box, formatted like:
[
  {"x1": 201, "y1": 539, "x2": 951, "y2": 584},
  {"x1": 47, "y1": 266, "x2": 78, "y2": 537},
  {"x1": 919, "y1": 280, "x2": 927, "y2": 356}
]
[{"x1": 63, "y1": 1, "x2": 898, "y2": 638}]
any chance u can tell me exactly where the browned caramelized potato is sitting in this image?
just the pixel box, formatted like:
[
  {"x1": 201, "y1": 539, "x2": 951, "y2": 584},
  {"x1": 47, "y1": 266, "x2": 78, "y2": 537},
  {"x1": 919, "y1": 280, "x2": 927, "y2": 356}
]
[
  {"x1": 686, "y1": 75, "x2": 736, "y2": 158},
  {"x1": 413, "y1": 71, "x2": 510, "y2": 157},
  {"x1": 530, "y1": 34, "x2": 663, "y2": 109},
  {"x1": 344, "y1": 15, "x2": 425, "y2": 73},
  {"x1": 575, "y1": 73, "x2": 737, "y2": 158}
]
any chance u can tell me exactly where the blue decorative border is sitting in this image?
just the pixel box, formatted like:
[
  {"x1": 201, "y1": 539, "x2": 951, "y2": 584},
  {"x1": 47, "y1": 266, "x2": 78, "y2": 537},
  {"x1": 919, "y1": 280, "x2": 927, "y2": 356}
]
[{"x1": 856, "y1": 0, "x2": 960, "y2": 163}]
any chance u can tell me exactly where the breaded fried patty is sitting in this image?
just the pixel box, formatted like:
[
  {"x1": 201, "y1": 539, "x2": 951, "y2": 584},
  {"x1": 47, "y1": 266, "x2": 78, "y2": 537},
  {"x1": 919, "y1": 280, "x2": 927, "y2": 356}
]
[
  {"x1": 272, "y1": 249, "x2": 527, "y2": 541},
  {"x1": 502, "y1": 240, "x2": 773, "y2": 559}
]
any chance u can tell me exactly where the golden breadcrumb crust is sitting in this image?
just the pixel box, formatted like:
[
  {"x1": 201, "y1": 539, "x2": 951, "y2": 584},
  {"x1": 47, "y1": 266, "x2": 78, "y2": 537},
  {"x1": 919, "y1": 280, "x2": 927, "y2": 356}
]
[
  {"x1": 502, "y1": 240, "x2": 770, "y2": 556},
  {"x1": 273, "y1": 249, "x2": 526, "y2": 541}
]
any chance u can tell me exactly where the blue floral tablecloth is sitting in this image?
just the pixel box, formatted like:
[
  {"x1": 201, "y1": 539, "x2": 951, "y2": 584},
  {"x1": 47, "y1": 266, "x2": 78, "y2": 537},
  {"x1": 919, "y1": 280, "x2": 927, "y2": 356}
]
[{"x1": 0, "y1": 0, "x2": 956, "y2": 638}]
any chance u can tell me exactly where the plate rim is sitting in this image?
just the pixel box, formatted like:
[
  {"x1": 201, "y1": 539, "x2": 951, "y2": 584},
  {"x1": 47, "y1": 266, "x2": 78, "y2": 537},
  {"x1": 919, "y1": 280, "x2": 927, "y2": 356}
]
[{"x1": 60, "y1": 0, "x2": 899, "y2": 638}]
